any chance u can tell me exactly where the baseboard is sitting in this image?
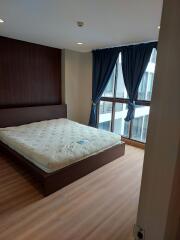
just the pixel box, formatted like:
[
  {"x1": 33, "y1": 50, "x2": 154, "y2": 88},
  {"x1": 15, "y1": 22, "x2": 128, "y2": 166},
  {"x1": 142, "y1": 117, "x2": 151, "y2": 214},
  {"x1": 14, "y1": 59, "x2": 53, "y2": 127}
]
[{"x1": 121, "y1": 137, "x2": 145, "y2": 149}]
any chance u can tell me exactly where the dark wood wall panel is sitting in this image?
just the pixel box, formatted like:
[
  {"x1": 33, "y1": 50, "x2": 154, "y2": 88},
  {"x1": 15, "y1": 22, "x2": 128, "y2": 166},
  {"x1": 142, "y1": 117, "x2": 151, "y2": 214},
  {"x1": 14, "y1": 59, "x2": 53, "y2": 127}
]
[{"x1": 0, "y1": 36, "x2": 61, "y2": 108}]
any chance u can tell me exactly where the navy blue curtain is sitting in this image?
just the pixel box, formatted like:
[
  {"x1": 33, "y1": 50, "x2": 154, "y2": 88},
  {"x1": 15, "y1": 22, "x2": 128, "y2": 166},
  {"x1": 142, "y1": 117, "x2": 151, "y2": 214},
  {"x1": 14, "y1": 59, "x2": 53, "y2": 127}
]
[
  {"x1": 121, "y1": 42, "x2": 157, "y2": 121},
  {"x1": 89, "y1": 48, "x2": 120, "y2": 127}
]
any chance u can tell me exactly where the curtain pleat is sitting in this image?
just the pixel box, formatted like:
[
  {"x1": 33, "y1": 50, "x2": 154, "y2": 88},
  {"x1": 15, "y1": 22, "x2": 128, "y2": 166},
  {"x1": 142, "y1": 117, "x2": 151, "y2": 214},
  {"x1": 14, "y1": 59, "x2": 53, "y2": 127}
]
[
  {"x1": 121, "y1": 42, "x2": 156, "y2": 121},
  {"x1": 89, "y1": 48, "x2": 120, "y2": 127}
]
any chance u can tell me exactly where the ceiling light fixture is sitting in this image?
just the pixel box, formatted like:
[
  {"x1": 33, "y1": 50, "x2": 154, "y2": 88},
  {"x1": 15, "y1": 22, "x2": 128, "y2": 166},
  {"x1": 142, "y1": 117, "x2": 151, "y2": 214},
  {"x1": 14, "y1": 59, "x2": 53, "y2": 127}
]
[
  {"x1": 157, "y1": 25, "x2": 160, "y2": 29},
  {"x1": 77, "y1": 42, "x2": 84, "y2": 45},
  {"x1": 0, "y1": 18, "x2": 4, "y2": 23}
]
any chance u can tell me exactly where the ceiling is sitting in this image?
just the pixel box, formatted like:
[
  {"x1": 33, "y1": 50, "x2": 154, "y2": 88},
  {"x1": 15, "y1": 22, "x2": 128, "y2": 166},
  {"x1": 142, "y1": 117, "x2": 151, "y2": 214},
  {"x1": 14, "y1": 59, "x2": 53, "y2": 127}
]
[{"x1": 0, "y1": 0, "x2": 163, "y2": 52}]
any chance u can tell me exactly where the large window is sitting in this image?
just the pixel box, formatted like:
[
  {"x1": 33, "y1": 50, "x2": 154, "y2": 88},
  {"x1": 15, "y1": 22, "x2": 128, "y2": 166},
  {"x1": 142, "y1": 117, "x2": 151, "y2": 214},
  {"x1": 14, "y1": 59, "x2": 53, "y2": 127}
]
[{"x1": 98, "y1": 49, "x2": 157, "y2": 143}]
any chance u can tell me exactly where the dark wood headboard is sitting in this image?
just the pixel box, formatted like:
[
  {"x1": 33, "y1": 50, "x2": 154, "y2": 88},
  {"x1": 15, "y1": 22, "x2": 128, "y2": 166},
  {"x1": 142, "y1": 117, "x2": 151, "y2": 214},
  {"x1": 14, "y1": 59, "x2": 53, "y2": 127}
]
[
  {"x1": 0, "y1": 36, "x2": 61, "y2": 108},
  {"x1": 0, "y1": 104, "x2": 67, "y2": 128}
]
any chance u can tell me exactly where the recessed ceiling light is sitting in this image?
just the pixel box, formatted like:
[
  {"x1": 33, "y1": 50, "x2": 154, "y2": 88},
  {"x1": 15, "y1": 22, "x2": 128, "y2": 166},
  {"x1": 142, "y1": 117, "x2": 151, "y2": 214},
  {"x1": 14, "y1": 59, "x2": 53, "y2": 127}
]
[
  {"x1": 157, "y1": 25, "x2": 160, "y2": 29},
  {"x1": 77, "y1": 42, "x2": 84, "y2": 45},
  {"x1": 77, "y1": 21, "x2": 84, "y2": 27},
  {"x1": 0, "y1": 18, "x2": 4, "y2": 23}
]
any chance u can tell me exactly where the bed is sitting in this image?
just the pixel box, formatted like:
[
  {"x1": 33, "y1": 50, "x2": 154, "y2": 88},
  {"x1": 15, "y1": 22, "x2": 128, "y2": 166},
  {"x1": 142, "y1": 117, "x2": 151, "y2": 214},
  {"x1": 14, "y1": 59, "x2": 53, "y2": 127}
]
[{"x1": 0, "y1": 104, "x2": 125, "y2": 196}]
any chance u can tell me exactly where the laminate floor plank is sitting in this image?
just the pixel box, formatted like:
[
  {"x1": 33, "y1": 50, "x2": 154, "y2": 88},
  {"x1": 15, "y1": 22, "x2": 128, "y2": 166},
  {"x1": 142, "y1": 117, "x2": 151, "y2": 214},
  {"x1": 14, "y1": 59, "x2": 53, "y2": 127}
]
[{"x1": 0, "y1": 145, "x2": 144, "y2": 240}]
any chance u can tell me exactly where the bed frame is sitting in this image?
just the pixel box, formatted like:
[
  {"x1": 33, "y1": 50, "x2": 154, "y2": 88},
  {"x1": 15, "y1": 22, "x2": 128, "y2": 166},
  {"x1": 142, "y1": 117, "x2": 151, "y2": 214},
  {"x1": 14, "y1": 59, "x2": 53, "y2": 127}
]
[{"x1": 0, "y1": 104, "x2": 125, "y2": 196}]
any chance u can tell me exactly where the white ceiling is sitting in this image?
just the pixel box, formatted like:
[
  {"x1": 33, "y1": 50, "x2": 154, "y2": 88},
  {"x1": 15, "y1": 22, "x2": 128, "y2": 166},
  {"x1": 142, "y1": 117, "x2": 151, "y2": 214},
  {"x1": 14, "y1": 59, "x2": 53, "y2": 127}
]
[{"x1": 0, "y1": 0, "x2": 163, "y2": 52}]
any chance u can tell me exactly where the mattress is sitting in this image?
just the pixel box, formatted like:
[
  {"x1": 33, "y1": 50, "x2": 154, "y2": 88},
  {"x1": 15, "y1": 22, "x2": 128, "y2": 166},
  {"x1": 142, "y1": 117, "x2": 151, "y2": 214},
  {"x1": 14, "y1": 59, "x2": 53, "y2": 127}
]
[{"x1": 0, "y1": 119, "x2": 122, "y2": 173}]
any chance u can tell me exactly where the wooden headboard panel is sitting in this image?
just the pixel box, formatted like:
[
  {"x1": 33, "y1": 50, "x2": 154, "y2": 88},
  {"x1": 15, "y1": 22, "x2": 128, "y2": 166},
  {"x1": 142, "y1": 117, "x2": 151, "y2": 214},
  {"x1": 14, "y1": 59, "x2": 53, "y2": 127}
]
[
  {"x1": 0, "y1": 36, "x2": 61, "y2": 108},
  {"x1": 0, "y1": 104, "x2": 67, "y2": 128}
]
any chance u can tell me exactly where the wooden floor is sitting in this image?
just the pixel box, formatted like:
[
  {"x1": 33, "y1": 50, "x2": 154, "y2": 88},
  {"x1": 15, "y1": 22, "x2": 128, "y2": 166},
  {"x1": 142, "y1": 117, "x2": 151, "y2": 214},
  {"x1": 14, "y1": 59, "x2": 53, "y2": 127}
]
[{"x1": 0, "y1": 145, "x2": 144, "y2": 240}]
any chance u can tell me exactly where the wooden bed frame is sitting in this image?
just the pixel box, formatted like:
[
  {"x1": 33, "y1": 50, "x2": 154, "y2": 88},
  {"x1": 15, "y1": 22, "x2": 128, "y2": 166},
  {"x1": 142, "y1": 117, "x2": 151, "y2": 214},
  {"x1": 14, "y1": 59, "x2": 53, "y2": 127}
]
[{"x1": 0, "y1": 104, "x2": 125, "y2": 196}]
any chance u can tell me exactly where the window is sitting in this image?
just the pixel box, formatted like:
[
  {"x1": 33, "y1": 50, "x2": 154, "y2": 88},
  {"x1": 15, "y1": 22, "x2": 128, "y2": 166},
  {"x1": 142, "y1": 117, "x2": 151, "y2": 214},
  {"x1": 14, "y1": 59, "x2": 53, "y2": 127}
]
[
  {"x1": 138, "y1": 49, "x2": 157, "y2": 101},
  {"x1": 131, "y1": 105, "x2": 150, "y2": 142},
  {"x1": 114, "y1": 103, "x2": 129, "y2": 137},
  {"x1": 98, "y1": 49, "x2": 157, "y2": 143},
  {"x1": 99, "y1": 101, "x2": 113, "y2": 131}
]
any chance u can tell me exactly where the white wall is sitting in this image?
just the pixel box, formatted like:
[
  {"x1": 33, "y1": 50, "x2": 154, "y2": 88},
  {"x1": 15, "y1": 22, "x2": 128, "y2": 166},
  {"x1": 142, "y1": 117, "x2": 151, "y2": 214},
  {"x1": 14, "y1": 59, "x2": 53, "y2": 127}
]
[
  {"x1": 61, "y1": 49, "x2": 92, "y2": 125},
  {"x1": 136, "y1": 0, "x2": 180, "y2": 239}
]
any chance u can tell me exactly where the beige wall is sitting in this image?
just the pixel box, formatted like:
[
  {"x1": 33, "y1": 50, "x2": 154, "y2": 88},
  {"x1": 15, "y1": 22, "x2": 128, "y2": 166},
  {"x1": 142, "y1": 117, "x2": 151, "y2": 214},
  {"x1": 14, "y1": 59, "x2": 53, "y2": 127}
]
[
  {"x1": 165, "y1": 143, "x2": 180, "y2": 240},
  {"x1": 136, "y1": 0, "x2": 180, "y2": 239},
  {"x1": 61, "y1": 49, "x2": 92, "y2": 125}
]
